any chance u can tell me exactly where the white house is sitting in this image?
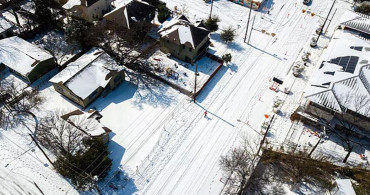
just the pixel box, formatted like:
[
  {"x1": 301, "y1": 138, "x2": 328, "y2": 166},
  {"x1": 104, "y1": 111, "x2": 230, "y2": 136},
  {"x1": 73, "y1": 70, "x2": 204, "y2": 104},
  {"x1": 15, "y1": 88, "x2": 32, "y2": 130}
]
[
  {"x1": 0, "y1": 36, "x2": 55, "y2": 83},
  {"x1": 63, "y1": 0, "x2": 114, "y2": 21},
  {"x1": 304, "y1": 30, "x2": 370, "y2": 132}
]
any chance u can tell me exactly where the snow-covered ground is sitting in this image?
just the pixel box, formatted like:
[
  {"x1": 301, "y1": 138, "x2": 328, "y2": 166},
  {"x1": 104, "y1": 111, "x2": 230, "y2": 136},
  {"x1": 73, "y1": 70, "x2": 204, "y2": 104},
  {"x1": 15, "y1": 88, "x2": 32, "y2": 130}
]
[
  {"x1": 0, "y1": 114, "x2": 78, "y2": 195},
  {"x1": 148, "y1": 49, "x2": 222, "y2": 93},
  {"x1": 94, "y1": 0, "x2": 358, "y2": 194},
  {"x1": 1, "y1": 0, "x2": 362, "y2": 194}
]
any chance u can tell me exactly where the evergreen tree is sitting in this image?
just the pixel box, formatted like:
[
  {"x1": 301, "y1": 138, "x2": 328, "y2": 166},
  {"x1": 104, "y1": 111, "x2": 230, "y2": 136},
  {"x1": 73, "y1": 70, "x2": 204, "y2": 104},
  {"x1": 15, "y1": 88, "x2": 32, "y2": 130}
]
[
  {"x1": 222, "y1": 53, "x2": 232, "y2": 64},
  {"x1": 34, "y1": 0, "x2": 58, "y2": 26},
  {"x1": 54, "y1": 137, "x2": 112, "y2": 190},
  {"x1": 220, "y1": 26, "x2": 236, "y2": 43},
  {"x1": 203, "y1": 16, "x2": 220, "y2": 32},
  {"x1": 157, "y1": 2, "x2": 170, "y2": 23}
]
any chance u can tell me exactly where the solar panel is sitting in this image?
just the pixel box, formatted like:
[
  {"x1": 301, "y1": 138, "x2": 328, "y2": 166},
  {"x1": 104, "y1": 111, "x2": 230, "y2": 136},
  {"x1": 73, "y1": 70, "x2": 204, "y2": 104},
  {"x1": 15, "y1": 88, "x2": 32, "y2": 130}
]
[{"x1": 329, "y1": 56, "x2": 359, "y2": 73}]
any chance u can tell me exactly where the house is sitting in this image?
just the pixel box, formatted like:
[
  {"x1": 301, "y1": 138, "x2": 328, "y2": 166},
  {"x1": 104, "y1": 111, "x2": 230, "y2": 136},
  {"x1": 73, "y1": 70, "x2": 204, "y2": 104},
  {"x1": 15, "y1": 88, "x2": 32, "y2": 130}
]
[
  {"x1": 49, "y1": 48, "x2": 125, "y2": 107},
  {"x1": 158, "y1": 15, "x2": 211, "y2": 64},
  {"x1": 103, "y1": 0, "x2": 155, "y2": 29},
  {"x1": 303, "y1": 30, "x2": 370, "y2": 132},
  {"x1": 0, "y1": 36, "x2": 55, "y2": 83},
  {"x1": 61, "y1": 109, "x2": 112, "y2": 143},
  {"x1": 0, "y1": 16, "x2": 14, "y2": 39},
  {"x1": 228, "y1": 0, "x2": 264, "y2": 11},
  {"x1": 62, "y1": 0, "x2": 113, "y2": 21},
  {"x1": 339, "y1": 10, "x2": 370, "y2": 38}
]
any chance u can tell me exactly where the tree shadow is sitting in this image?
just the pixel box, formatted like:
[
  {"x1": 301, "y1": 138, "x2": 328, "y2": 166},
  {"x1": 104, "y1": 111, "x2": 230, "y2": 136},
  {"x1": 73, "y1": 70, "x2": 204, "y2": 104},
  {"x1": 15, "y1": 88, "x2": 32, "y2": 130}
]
[
  {"x1": 227, "y1": 41, "x2": 245, "y2": 52},
  {"x1": 226, "y1": 63, "x2": 238, "y2": 72},
  {"x1": 126, "y1": 71, "x2": 178, "y2": 110},
  {"x1": 260, "y1": 0, "x2": 276, "y2": 13},
  {"x1": 99, "y1": 134, "x2": 138, "y2": 194}
]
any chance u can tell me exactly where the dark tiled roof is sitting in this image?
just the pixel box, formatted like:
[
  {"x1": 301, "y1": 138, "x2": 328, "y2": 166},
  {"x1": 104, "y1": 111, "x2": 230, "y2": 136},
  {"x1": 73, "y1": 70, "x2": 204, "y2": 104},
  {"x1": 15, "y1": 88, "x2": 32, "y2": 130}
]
[
  {"x1": 127, "y1": 0, "x2": 156, "y2": 23},
  {"x1": 86, "y1": 0, "x2": 99, "y2": 7},
  {"x1": 190, "y1": 25, "x2": 209, "y2": 48},
  {"x1": 163, "y1": 24, "x2": 209, "y2": 48},
  {"x1": 178, "y1": 15, "x2": 189, "y2": 22}
]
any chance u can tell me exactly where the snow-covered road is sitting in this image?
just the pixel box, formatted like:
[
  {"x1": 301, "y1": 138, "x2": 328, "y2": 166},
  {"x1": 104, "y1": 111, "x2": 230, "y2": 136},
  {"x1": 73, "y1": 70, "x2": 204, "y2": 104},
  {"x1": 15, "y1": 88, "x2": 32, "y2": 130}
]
[{"x1": 101, "y1": 0, "x2": 350, "y2": 194}]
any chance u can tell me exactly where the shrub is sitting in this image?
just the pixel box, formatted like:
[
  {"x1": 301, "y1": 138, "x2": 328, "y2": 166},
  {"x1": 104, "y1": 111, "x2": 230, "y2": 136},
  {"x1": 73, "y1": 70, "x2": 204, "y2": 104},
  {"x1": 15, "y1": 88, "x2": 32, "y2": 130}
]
[
  {"x1": 220, "y1": 26, "x2": 236, "y2": 43},
  {"x1": 204, "y1": 16, "x2": 220, "y2": 32},
  {"x1": 222, "y1": 53, "x2": 232, "y2": 64},
  {"x1": 157, "y1": 2, "x2": 170, "y2": 23}
]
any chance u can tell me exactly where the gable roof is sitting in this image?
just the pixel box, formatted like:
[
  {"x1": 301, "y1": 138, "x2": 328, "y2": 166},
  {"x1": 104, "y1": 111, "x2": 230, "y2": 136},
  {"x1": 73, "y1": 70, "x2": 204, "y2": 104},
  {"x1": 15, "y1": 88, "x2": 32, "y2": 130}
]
[
  {"x1": 159, "y1": 15, "x2": 210, "y2": 49},
  {"x1": 305, "y1": 30, "x2": 370, "y2": 117},
  {"x1": 104, "y1": 0, "x2": 155, "y2": 29},
  {"x1": 0, "y1": 36, "x2": 53, "y2": 76},
  {"x1": 50, "y1": 48, "x2": 123, "y2": 99},
  {"x1": 340, "y1": 10, "x2": 370, "y2": 35},
  {"x1": 126, "y1": 0, "x2": 155, "y2": 23}
]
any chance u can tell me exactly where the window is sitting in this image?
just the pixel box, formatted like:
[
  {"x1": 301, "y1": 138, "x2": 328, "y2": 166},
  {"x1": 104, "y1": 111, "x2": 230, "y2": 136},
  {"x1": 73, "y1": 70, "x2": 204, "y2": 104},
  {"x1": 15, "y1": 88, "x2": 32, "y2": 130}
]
[
  {"x1": 182, "y1": 45, "x2": 185, "y2": 49},
  {"x1": 189, "y1": 47, "x2": 192, "y2": 52}
]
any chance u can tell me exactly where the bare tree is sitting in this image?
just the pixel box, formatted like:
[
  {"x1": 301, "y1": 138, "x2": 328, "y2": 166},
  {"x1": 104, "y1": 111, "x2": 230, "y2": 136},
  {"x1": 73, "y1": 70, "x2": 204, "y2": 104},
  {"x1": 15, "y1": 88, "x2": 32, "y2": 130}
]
[
  {"x1": 3, "y1": 0, "x2": 21, "y2": 26},
  {"x1": 0, "y1": 77, "x2": 43, "y2": 129},
  {"x1": 219, "y1": 135, "x2": 259, "y2": 195},
  {"x1": 306, "y1": 93, "x2": 370, "y2": 163},
  {"x1": 37, "y1": 110, "x2": 97, "y2": 156}
]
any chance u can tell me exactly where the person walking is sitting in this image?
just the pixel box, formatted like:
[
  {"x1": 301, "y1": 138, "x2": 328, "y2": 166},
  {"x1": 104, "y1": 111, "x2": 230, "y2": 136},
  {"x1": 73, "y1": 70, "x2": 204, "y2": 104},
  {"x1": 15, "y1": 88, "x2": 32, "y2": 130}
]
[{"x1": 204, "y1": 111, "x2": 208, "y2": 118}]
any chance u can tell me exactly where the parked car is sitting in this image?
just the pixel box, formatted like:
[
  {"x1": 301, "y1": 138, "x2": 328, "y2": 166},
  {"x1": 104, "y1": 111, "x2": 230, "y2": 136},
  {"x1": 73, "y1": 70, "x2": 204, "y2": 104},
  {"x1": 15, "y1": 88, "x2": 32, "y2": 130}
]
[{"x1": 303, "y1": 0, "x2": 311, "y2": 5}]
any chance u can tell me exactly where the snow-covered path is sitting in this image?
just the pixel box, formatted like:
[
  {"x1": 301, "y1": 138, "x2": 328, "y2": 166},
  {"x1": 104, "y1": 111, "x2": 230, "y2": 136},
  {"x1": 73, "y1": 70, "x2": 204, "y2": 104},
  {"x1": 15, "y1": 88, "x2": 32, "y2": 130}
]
[{"x1": 103, "y1": 0, "x2": 348, "y2": 194}]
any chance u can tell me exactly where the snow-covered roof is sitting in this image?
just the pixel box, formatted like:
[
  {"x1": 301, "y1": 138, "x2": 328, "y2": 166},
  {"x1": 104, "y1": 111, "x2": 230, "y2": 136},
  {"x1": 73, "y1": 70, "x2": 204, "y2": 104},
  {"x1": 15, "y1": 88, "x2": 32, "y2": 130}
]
[
  {"x1": 305, "y1": 30, "x2": 370, "y2": 116},
  {"x1": 335, "y1": 179, "x2": 356, "y2": 195},
  {"x1": 50, "y1": 47, "x2": 123, "y2": 99},
  {"x1": 159, "y1": 15, "x2": 210, "y2": 49},
  {"x1": 63, "y1": 110, "x2": 109, "y2": 136},
  {"x1": 104, "y1": 0, "x2": 155, "y2": 29},
  {"x1": 0, "y1": 16, "x2": 13, "y2": 34},
  {"x1": 340, "y1": 10, "x2": 370, "y2": 35},
  {"x1": 0, "y1": 36, "x2": 53, "y2": 76},
  {"x1": 62, "y1": 0, "x2": 81, "y2": 9}
]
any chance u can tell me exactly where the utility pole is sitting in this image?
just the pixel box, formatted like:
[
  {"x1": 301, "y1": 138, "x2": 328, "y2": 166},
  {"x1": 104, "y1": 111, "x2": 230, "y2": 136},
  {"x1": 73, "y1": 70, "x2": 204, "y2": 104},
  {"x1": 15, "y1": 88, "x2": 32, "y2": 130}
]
[
  {"x1": 244, "y1": 0, "x2": 253, "y2": 43},
  {"x1": 193, "y1": 63, "x2": 198, "y2": 103},
  {"x1": 29, "y1": 134, "x2": 54, "y2": 166},
  {"x1": 317, "y1": 0, "x2": 336, "y2": 42},
  {"x1": 209, "y1": 0, "x2": 214, "y2": 18},
  {"x1": 247, "y1": 15, "x2": 256, "y2": 44},
  {"x1": 325, "y1": 8, "x2": 337, "y2": 34}
]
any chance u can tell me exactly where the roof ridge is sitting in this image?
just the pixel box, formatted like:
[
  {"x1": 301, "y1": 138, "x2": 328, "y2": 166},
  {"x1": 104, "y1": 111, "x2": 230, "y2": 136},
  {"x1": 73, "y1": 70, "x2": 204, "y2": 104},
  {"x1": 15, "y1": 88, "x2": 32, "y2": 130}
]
[{"x1": 64, "y1": 50, "x2": 105, "y2": 85}]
